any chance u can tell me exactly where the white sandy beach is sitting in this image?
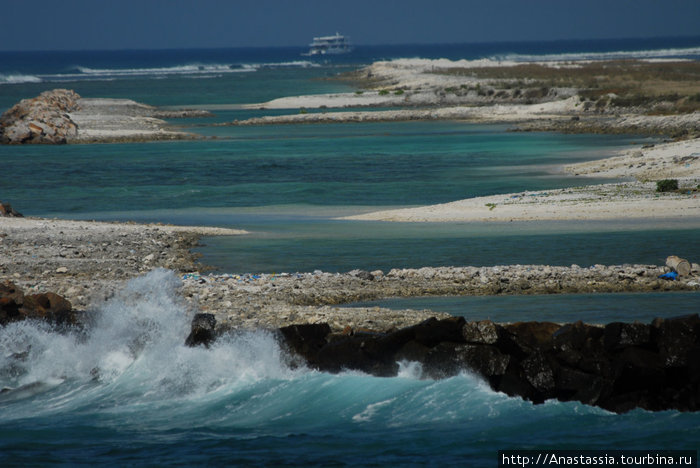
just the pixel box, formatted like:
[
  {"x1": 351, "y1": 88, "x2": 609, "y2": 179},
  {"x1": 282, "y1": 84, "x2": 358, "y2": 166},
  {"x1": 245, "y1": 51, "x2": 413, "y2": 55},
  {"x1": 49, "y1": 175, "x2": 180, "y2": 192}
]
[
  {"x1": 237, "y1": 95, "x2": 583, "y2": 125},
  {"x1": 343, "y1": 183, "x2": 700, "y2": 222},
  {"x1": 565, "y1": 137, "x2": 700, "y2": 179},
  {"x1": 251, "y1": 58, "x2": 573, "y2": 110},
  {"x1": 344, "y1": 139, "x2": 700, "y2": 223}
]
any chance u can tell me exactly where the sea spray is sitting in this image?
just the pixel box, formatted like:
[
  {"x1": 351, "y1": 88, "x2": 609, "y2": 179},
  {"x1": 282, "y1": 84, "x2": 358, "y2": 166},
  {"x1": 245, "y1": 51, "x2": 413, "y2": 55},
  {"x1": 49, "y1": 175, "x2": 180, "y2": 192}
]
[
  {"x1": 2, "y1": 270, "x2": 700, "y2": 464},
  {"x1": 0, "y1": 269, "x2": 518, "y2": 429},
  {"x1": 0, "y1": 269, "x2": 301, "y2": 423}
]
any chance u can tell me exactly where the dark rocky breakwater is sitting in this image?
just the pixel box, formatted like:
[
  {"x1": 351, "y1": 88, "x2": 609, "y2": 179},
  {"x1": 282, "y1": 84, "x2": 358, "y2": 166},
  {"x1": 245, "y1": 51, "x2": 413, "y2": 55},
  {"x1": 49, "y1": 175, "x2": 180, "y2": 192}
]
[
  {"x1": 3, "y1": 276, "x2": 699, "y2": 414},
  {"x1": 186, "y1": 313, "x2": 700, "y2": 414}
]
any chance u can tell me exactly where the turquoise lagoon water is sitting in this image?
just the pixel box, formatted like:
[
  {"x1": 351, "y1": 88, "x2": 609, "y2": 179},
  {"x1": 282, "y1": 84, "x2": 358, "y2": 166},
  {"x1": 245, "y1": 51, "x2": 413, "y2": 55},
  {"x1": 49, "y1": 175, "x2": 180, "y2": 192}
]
[
  {"x1": 345, "y1": 292, "x2": 700, "y2": 325},
  {"x1": 1, "y1": 40, "x2": 700, "y2": 465}
]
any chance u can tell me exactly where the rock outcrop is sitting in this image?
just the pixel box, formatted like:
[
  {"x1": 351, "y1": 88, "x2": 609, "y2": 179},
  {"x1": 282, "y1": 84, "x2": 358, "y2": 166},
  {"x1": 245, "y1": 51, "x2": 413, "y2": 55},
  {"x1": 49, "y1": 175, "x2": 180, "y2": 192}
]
[
  {"x1": 0, "y1": 202, "x2": 23, "y2": 218},
  {"x1": 273, "y1": 315, "x2": 700, "y2": 413},
  {"x1": 0, "y1": 89, "x2": 214, "y2": 144},
  {"x1": 0, "y1": 89, "x2": 80, "y2": 144},
  {"x1": 0, "y1": 281, "x2": 79, "y2": 327},
  {"x1": 185, "y1": 313, "x2": 218, "y2": 347}
]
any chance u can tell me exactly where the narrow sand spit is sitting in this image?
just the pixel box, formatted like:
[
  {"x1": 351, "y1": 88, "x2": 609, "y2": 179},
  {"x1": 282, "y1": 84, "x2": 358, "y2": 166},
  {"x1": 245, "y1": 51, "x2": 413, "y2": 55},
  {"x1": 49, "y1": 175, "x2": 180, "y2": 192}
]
[
  {"x1": 233, "y1": 96, "x2": 581, "y2": 126},
  {"x1": 343, "y1": 182, "x2": 700, "y2": 222},
  {"x1": 566, "y1": 137, "x2": 700, "y2": 180},
  {"x1": 343, "y1": 139, "x2": 700, "y2": 223}
]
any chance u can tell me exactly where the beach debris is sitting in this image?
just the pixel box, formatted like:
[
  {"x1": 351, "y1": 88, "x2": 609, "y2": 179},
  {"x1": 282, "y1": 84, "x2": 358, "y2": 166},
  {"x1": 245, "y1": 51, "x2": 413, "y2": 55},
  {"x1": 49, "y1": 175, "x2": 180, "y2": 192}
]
[
  {"x1": 658, "y1": 271, "x2": 679, "y2": 281},
  {"x1": 666, "y1": 255, "x2": 692, "y2": 276}
]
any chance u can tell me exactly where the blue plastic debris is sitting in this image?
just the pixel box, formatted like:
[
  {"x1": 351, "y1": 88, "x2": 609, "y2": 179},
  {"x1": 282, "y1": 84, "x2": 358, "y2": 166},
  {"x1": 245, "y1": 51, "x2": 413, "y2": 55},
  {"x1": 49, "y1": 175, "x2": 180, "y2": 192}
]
[{"x1": 658, "y1": 271, "x2": 679, "y2": 281}]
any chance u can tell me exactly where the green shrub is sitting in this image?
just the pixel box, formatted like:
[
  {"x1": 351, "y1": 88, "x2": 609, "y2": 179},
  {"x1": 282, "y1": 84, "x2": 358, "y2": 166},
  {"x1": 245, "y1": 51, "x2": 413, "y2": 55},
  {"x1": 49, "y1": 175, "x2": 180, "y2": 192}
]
[
  {"x1": 394, "y1": 89, "x2": 404, "y2": 95},
  {"x1": 355, "y1": 90, "x2": 364, "y2": 95},
  {"x1": 656, "y1": 179, "x2": 678, "y2": 192},
  {"x1": 378, "y1": 89, "x2": 389, "y2": 96}
]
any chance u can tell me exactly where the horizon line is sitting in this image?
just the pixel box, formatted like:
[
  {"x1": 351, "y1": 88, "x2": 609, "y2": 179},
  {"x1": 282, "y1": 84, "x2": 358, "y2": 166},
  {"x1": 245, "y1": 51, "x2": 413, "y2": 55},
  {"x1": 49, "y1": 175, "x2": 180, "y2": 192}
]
[{"x1": 1, "y1": 34, "x2": 699, "y2": 54}]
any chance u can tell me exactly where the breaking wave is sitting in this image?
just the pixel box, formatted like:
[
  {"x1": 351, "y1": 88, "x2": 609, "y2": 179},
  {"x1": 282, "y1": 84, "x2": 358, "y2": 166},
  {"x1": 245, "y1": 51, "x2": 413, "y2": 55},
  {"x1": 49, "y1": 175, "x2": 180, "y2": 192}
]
[
  {"x1": 0, "y1": 74, "x2": 42, "y2": 84},
  {"x1": 0, "y1": 60, "x2": 320, "y2": 85},
  {"x1": 1, "y1": 269, "x2": 698, "y2": 464}
]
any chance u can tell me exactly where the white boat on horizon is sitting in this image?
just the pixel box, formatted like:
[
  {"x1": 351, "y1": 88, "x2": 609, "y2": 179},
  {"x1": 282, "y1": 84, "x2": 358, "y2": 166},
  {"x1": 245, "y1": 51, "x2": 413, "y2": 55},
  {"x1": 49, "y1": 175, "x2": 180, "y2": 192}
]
[{"x1": 303, "y1": 33, "x2": 353, "y2": 56}]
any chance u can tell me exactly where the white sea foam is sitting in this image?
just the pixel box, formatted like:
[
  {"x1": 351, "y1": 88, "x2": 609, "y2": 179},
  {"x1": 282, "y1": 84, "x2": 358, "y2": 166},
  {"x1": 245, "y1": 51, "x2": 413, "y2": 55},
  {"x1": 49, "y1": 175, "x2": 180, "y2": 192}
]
[
  {"x1": 492, "y1": 46, "x2": 700, "y2": 63},
  {"x1": 0, "y1": 269, "x2": 292, "y2": 411},
  {"x1": 352, "y1": 398, "x2": 397, "y2": 422},
  {"x1": 3, "y1": 60, "x2": 320, "y2": 85},
  {"x1": 382, "y1": 46, "x2": 700, "y2": 72},
  {"x1": 262, "y1": 60, "x2": 320, "y2": 68},
  {"x1": 397, "y1": 360, "x2": 424, "y2": 379},
  {"x1": 76, "y1": 63, "x2": 253, "y2": 77},
  {"x1": 0, "y1": 73, "x2": 42, "y2": 84},
  {"x1": 0, "y1": 269, "x2": 600, "y2": 433},
  {"x1": 71, "y1": 61, "x2": 318, "y2": 79}
]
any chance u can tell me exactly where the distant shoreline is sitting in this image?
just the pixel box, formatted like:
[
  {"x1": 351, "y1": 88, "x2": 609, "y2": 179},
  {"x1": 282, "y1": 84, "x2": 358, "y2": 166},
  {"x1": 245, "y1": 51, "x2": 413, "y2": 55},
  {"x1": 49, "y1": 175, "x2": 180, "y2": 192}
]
[
  {"x1": 224, "y1": 57, "x2": 700, "y2": 224},
  {"x1": 228, "y1": 58, "x2": 699, "y2": 137}
]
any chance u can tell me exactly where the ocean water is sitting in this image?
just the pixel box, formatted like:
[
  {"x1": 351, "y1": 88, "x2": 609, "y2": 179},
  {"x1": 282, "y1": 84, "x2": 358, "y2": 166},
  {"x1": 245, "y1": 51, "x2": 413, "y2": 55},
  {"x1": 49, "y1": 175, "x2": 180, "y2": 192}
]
[
  {"x1": 1, "y1": 38, "x2": 700, "y2": 465},
  {"x1": 2, "y1": 271, "x2": 699, "y2": 466},
  {"x1": 345, "y1": 292, "x2": 700, "y2": 324}
]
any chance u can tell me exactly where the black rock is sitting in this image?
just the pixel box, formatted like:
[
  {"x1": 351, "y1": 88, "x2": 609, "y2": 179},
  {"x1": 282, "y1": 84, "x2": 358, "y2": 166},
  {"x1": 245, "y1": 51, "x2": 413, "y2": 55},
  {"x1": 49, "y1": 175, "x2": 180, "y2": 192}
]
[
  {"x1": 271, "y1": 315, "x2": 700, "y2": 413},
  {"x1": 185, "y1": 313, "x2": 217, "y2": 348}
]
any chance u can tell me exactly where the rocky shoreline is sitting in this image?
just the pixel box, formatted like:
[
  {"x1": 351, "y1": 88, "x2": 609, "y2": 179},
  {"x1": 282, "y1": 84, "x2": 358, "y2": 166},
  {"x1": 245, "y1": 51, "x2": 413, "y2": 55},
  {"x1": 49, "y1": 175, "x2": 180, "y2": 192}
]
[
  {"x1": 2, "y1": 216, "x2": 698, "y2": 333},
  {"x1": 270, "y1": 314, "x2": 700, "y2": 413},
  {"x1": 0, "y1": 89, "x2": 212, "y2": 144},
  {"x1": 2, "y1": 214, "x2": 699, "y2": 413},
  {"x1": 223, "y1": 58, "x2": 700, "y2": 224},
  {"x1": 0, "y1": 217, "x2": 245, "y2": 310},
  {"x1": 230, "y1": 58, "x2": 699, "y2": 140},
  {"x1": 3, "y1": 264, "x2": 699, "y2": 414},
  {"x1": 2, "y1": 57, "x2": 700, "y2": 414}
]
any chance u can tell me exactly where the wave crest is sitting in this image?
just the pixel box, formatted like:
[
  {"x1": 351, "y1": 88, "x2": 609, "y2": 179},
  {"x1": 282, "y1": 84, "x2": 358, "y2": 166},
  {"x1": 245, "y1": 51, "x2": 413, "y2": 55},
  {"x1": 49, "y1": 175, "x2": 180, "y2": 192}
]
[
  {"x1": 0, "y1": 73, "x2": 42, "y2": 84},
  {"x1": 0, "y1": 60, "x2": 320, "y2": 85},
  {"x1": 491, "y1": 46, "x2": 700, "y2": 62}
]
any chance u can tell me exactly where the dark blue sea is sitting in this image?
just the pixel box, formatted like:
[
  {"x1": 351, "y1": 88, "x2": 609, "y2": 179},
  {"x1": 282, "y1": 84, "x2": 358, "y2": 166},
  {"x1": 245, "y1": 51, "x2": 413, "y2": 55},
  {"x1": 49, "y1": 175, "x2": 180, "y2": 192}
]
[{"x1": 1, "y1": 37, "x2": 699, "y2": 466}]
